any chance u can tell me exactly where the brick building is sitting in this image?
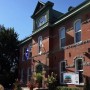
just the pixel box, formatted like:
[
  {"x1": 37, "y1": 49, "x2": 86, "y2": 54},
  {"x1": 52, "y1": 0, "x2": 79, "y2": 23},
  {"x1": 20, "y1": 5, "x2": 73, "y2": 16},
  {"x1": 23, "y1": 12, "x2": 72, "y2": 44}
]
[{"x1": 19, "y1": 0, "x2": 90, "y2": 88}]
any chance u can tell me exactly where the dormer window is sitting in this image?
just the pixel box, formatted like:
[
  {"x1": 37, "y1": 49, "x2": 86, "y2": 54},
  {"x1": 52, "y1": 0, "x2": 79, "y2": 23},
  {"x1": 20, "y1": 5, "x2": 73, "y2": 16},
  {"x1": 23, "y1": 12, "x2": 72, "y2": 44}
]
[{"x1": 36, "y1": 15, "x2": 47, "y2": 28}]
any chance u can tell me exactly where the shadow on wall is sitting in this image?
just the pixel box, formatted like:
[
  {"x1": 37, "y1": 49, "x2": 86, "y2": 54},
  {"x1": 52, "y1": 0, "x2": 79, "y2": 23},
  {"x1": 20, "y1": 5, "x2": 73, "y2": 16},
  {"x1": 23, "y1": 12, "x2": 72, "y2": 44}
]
[
  {"x1": 84, "y1": 75, "x2": 90, "y2": 90},
  {"x1": 66, "y1": 33, "x2": 74, "y2": 46},
  {"x1": 83, "y1": 52, "x2": 90, "y2": 59}
]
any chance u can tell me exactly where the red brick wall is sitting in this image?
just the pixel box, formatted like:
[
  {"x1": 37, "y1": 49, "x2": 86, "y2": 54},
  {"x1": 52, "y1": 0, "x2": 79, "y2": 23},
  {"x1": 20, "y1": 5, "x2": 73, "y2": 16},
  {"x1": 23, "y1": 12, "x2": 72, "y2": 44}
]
[
  {"x1": 49, "y1": 10, "x2": 90, "y2": 87},
  {"x1": 19, "y1": 5, "x2": 90, "y2": 89},
  {"x1": 18, "y1": 40, "x2": 32, "y2": 82},
  {"x1": 32, "y1": 28, "x2": 50, "y2": 73}
]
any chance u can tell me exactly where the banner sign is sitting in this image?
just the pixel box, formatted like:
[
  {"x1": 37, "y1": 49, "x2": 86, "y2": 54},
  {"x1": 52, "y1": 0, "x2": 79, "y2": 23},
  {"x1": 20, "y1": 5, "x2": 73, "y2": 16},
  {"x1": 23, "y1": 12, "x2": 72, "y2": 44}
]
[{"x1": 63, "y1": 73, "x2": 79, "y2": 85}]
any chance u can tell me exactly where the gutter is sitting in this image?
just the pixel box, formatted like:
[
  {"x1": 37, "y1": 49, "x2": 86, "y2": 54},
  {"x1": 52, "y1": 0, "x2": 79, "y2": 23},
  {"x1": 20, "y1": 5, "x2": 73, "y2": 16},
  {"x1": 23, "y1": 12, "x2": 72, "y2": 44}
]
[
  {"x1": 52, "y1": 1, "x2": 90, "y2": 26},
  {"x1": 18, "y1": 36, "x2": 32, "y2": 46}
]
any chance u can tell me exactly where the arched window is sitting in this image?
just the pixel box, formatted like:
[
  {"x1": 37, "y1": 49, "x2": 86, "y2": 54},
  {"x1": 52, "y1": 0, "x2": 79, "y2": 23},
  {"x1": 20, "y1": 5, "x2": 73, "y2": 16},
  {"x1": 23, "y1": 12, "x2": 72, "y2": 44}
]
[{"x1": 36, "y1": 64, "x2": 43, "y2": 73}]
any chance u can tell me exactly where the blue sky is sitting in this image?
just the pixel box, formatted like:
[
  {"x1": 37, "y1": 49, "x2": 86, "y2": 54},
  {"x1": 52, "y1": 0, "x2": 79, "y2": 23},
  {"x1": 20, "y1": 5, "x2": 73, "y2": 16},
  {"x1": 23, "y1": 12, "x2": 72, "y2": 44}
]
[{"x1": 0, "y1": 0, "x2": 85, "y2": 40}]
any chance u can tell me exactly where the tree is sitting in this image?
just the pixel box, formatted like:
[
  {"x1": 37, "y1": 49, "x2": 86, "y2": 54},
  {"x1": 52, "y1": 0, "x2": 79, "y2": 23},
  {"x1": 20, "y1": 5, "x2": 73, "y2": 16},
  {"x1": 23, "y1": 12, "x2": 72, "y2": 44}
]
[{"x1": 0, "y1": 25, "x2": 19, "y2": 88}]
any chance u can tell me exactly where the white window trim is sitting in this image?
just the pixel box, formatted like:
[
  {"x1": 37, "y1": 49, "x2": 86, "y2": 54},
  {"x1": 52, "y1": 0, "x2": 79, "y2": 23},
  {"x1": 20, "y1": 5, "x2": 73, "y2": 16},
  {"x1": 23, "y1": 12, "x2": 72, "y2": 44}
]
[
  {"x1": 59, "y1": 27, "x2": 66, "y2": 48},
  {"x1": 60, "y1": 60, "x2": 66, "y2": 84},
  {"x1": 38, "y1": 36, "x2": 42, "y2": 54},
  {"x1": 75, "y1": 58, "x2": 84, "y2": 85},
  {"x1": 74, "y1": 19, "x2": 82, "y2": 43}
]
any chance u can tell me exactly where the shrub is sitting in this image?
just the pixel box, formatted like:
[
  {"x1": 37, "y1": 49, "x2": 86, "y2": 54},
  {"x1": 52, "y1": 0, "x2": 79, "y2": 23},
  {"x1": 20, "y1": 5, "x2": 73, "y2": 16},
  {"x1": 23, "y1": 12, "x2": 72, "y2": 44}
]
[
  {"x1": 46, "y1": 72, "x2": 57, "y2": 90},
  {"x1": 56, "y1": 86, "x2": 80, "y2": 90},
  {"x1": 36, "y1": 73, "x2": 43, "y2": 84},
  {"x1": 26, "y1": 81, "x2": 36, "y2": 90},
  {"x1": 13, "y1": 79, "x2": 22, "y2": 90}
]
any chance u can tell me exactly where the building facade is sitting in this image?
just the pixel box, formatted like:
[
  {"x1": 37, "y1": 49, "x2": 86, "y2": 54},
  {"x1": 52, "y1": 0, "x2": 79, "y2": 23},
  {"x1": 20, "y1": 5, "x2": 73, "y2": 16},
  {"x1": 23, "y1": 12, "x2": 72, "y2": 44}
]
[
  {"x1": 19, "y1": 0, "x2": 90, "y2": 88},
  {"x1": 19, "y1": 37, "x2": 32, "y2": 84}
]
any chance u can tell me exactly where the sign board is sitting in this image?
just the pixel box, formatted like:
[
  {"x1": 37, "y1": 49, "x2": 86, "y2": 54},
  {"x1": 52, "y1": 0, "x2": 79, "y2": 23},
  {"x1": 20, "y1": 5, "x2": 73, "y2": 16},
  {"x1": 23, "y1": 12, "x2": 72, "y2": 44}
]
[
  {"x1": 63, "y1": 73, "x2": 79, "y2": 85},
  {"x1": 74, "y1": 73, "x2": 79, "y2": 85}
]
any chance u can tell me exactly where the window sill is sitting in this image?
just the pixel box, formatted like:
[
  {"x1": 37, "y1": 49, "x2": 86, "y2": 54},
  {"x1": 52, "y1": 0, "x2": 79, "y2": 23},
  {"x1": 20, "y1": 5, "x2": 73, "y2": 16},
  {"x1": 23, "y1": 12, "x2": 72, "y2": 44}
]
[
  {"x1": 60, "y1": 47, "x2": 65, "y2": 50},
  {"x1": 75, "y1": 41, "x2": 82, "y2": 45},
  {"x1": 75, "y1": 83, "x2": 84, "y2": 86},
  {"x1": 38, "y1": 52, "x2": 42, "y2": 55}
]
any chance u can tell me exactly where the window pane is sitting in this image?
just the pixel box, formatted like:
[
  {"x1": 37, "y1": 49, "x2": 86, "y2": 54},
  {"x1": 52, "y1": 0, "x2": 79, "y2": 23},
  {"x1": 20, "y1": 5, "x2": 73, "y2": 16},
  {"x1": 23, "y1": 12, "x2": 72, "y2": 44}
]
[
  {"x1": 79, "y1": 71, "x2": 83, "y2": 83},
  {"x1": 40, "y1": 15, "x2": 46, "y2": 24},
  {"x1": 38, "y1": 37, "x2": 42, "y2": 46},
  {"x1": 77, "y1": 59, "x2": 83, "y2": 70},
  {"x1": 75, "y1": 32, "x2": 81, "y2": 42},
  {"x1": 61, "y1": 62, "x2": 66, "y2": 72},
  {"x1": 61, "y1": 38, "x2": 65, "y2": 47},
  {"x1": 61, "y1": 73, "x2": 63, "y2": 83},
  {"x1": 29, "y1": 44, "x2": 32, "y2": 58},
  {"x1": 60, "y1": 28, "x2": 65, "y2": 38},
  {"x1": 38, "y1": 36, "x2": 42, "y2": 53},
  {"x1": 75, "y1": 20, "x2": 81, "y2": 32},
  {"x1": 75, "y1": 59, "x2": 83, "y2": 84},
  {"x1": 28, "y1": 68, "x2": 31, "y2": 75},
  {"x1": 29, "y1": 44, "x2": 32, "y2": 52},
  {"x1": 24, "y1": 48, "x2": 29, "y2": 60},
  {"x1": 37, "y1": 15, "x2": 46, "y2": 27},
  {"x1": 24, "y1": 48, "x2": 27, "y2": 53},
  {"x1": 27, "y1": 68, "x2": 31, "y2": 81}
]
